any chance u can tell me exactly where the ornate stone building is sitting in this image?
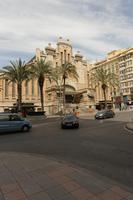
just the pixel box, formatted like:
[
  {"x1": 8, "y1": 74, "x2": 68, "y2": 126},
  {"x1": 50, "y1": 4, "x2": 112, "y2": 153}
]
[
  {"x1": 1, "y1": 38, "x2": 133, "y2": 114},
  {"x1": 0, "y1": 37, "x2": 94, "y2": 114}
]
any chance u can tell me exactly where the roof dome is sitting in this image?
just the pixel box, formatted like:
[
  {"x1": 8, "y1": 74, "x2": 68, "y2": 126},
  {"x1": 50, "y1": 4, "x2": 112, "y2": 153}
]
[
  {"x1": 75, "y1": 51, "x2": 83, "y2": 61},
  {"x1": 45, "y1": 43, "x2": 56, "y2": 55}
]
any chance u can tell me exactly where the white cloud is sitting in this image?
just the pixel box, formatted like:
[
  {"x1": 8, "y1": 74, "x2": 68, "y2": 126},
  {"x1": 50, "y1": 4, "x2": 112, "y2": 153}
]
[{"x1": 0, "y1": 0, "x2": 133, "y2": 67}]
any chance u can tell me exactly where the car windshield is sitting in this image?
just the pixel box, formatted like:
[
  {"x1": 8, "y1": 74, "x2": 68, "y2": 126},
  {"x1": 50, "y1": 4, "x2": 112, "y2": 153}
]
[
  {"x1": 64, "y1": 115, "x2": 76, "y2": 120},
  {"x1": 97, "y1": 111, "x2": 105, "y2": 114}
]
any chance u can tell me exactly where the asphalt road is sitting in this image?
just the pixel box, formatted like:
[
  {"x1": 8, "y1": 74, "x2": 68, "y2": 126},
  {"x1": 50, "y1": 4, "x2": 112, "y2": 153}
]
[{"x1": 0, "y1": 113, "x2": 133, "y2": 189}]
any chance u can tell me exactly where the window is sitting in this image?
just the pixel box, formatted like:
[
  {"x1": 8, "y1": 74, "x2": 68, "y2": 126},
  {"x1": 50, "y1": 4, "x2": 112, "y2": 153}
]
[
  {"x1": 25, "y1": 81, "x2": 29, "y2": 96},
  {"x1": 12, "y1": 82, "x2": 15, "y2": 98},
  {"x1": 5, "y1": 79, "x2": 8, "y2": 98},
  {"x1": 125, "y1": 82, "x2": 128, "y2": 86},
  {"x1": 0, "y1": 115, "x2": 9, "y2": 121},
  {"x1": 31, "y1": 79, "x2": 34, "y2": 96},
  {"x1": 64, "y1": 50, "x2": 66, "y2": 63},
  {"x1": 68, "y1": 54, "x2": 70, "y2": 62},
  {"x1": 61, "y1": 52, "x2": 63, "y2": 64},
  {"x1": 10, "y1": 115, "x2": 21, "y2": 121}
]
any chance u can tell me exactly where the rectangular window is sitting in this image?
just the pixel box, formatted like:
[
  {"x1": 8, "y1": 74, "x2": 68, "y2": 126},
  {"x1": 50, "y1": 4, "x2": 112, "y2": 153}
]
[
  {"x1": 68, "y1": 54, "x2": 70, "y2": 62},
  {"x1": 5, "y1": 79, "x2": 8, "y2": 98},
  {"x1": 12, "y1": 82, "x2": 15, "y2": 98},
  {"x1": 0, "y1": 115, "x2": 9, "y2": 121},
  {"x1": 64, "y1": 50, "x2": 66, "y2": 63},
  {"x1": 25, "y1": 81, "x2": 29, "y2": 96},
  {"x1": 61, "y1": 52, "x2": 63, "y2": 64},
  {"x1": 32, "y1": 79, "x2": 34, "y2": 96}
]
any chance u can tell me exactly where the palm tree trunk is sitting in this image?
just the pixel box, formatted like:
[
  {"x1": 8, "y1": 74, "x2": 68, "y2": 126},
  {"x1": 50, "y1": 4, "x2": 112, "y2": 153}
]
[
  {"x1": 103, "y1": 88, "x2": 107, "y2": 109},
  {"x1": 17, "y1": 83, "x2": 22, "y2": 111},
  {"x1": 39, "y1": 85, "x2": 44, "y2": 111},
  {"x1": 63, "y1": 77, "x2": 66, "y2": 114}
]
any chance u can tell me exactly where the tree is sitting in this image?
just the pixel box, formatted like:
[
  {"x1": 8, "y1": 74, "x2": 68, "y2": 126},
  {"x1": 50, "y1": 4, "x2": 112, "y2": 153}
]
[
  {"x1": 61, "y1": 62, "x2": 78, "y2": 113},
  {"x1": 91, "y1": 67, "x2": 119, "y2": 109},
  {"x1": 0, "y1": 58, "x2": 31, "y2": 111},
  {"x1": 31, "y1": 58, "x2": 52, "y2": 111},
  {"x1": 51, "y1": 66, "x2": 63, "y2": 113}
]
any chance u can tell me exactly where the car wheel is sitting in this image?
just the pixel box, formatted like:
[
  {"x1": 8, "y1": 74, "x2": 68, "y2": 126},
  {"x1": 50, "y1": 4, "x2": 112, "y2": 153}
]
[{"x1": 21, "y1": 125, "x2": 30, "y2": 132}]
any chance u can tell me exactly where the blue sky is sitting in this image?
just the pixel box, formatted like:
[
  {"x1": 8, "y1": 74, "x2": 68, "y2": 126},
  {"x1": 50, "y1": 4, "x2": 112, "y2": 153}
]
[{"x1": 0, "y1": 0, "x2": 133, "y2": 67}]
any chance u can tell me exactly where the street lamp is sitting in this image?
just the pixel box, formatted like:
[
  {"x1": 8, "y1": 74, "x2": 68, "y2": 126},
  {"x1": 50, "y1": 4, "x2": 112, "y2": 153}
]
[{"x1": 56, "y1": 79, "x2": 63, "y2": 114}]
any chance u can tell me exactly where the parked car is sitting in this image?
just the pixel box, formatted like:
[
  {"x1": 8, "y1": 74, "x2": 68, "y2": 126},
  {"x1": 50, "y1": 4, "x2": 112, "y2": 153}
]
[
  {"x1": 95, "y1": 110, "x2": 115, "y2": 119},
  {"x1": 61, "y1": 114, "x2": 79, "y2": 129},
  {"x1": 0, "y1": 113, "x2": 32, "y2": 133}
]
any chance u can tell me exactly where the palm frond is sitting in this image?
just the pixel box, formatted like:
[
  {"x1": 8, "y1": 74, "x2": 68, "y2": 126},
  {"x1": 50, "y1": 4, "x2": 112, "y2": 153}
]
[{"x1": 61, "y1": 62, "x2": 79, "y2": 81}]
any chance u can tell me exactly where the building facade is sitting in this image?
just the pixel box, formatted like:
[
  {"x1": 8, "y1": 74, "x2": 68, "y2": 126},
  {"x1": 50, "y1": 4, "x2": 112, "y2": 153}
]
[
  {"x1": 88, "y1": 48, "x2": 133, "y2": 109},
  {"x1": 0, "y1": 37, "x2": 93, "y2": 114},
  {"x1": 1, "y1": 38, "x2": 133, "y2": 114}
]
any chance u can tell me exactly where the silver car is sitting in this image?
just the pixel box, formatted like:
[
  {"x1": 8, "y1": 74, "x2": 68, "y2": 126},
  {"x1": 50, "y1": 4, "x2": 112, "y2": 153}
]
[
  {"x1": 0, "y1": 113, "x2": 32, "y2": 133},
  {"x1": 95, "y1": 110, "x2": 115, "y2": 119}
]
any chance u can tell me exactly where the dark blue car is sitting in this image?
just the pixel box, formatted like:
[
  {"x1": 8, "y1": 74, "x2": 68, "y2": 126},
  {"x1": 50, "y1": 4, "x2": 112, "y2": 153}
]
[{"x1": 61, "y1": 114, "x2": 79, "y2": 129}]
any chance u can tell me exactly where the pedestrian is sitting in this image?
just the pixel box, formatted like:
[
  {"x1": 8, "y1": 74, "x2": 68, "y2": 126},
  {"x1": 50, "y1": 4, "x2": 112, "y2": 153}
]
[
  {"x1": 22, "y1": 110, "x2": 27, "y2": 118},
  {"x1": 73, "y1": 108, "x2": 76, "y2": 116}
]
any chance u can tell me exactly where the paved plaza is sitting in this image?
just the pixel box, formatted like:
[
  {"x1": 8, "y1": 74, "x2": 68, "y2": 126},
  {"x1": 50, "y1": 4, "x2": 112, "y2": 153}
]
[
  {"x1": 0, "y1": 152, "x2": 133, "y2": 200},
  {"x1": 0, "y1": 110, "x2": 133, "y2": 199}
]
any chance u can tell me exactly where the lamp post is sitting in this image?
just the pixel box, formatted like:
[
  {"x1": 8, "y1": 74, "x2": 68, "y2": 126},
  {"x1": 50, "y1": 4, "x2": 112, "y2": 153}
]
[{"x1": 57, "y1": 79, "x2": 63, "y2": 114}]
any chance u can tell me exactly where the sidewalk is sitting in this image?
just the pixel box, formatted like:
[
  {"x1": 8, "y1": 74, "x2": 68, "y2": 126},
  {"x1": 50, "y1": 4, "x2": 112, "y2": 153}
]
[
  {"x1": 80, "y1": 108, "x2": 133, "y2": 116},
  {"x1": 126, "y1": 122, "x2": 133, "y2": 132},
  {"x1": 0, "y1": 152, "x2": 133, "y2": 200},
  {"x1": 27, "y1": 115, "x2": 60, "y2": 125}
]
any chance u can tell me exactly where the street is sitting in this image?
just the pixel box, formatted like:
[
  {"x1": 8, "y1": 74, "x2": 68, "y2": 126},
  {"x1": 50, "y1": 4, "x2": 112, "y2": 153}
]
[{"x1": 0, "y1": 111, "x2": 133, "y2": 189}]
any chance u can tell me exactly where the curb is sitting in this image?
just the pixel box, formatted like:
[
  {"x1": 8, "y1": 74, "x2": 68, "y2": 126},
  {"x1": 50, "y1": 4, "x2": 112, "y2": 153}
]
[{"x1": 125, "y1": 122, "x2": 133, "y2": 133}]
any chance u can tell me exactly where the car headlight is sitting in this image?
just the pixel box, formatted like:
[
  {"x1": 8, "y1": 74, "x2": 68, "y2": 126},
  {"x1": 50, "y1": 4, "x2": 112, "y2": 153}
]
[
  {"x1": 99, "y1": 114, "x2": 103, "y2": 116},
  {"x1": 73, "y1": 121, "x2": 78, "y2": 124}
]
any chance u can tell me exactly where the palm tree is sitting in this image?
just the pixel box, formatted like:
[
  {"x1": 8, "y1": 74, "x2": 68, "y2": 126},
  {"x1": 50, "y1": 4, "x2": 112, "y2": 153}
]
[
  {"x1": 51, "y1": 66, "x2": 63, "y2": 113},
  {"x1": 0, "y1": 58, "x2": 31, "y2": 111},
  {"x1": 31, "y1": 58, "x2": 52, "y2": 111},
  {"x1": 61, "y1": 62, "x2": 79, "y2": 113},
  {"x1": 91, "y1": 67, "x2": 119, "y2": 108}
]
